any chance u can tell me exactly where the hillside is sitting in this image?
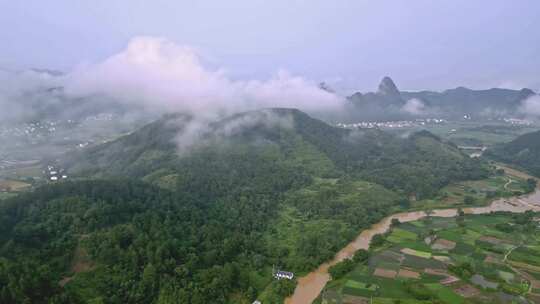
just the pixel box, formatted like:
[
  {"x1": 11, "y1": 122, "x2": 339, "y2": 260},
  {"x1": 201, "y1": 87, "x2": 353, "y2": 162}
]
[
  {"x1": 486, "y1": 130, "x2": 540, "y2": 177},
  {"x1": 0, "y1": 108, "x2": 490, "y2": 303},
  {"x1": 63, "y1": 108, "x2": 487, "y2": 199}
]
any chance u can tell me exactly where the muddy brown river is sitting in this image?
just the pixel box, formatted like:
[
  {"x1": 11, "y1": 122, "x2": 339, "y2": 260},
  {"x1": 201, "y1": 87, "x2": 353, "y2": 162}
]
[{"x1": 285, "y1": 170, "x2": 540, "y2": 304}]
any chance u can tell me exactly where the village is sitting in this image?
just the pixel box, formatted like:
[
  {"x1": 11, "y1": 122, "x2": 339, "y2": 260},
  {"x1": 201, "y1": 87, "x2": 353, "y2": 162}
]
[{"x1": 335, "y1": 118, "x2": 447, "y2": 130}]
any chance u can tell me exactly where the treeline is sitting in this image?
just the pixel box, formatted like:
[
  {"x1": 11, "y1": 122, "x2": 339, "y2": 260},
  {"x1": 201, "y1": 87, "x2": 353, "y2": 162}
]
[
  {"x1": 290, "y1": 114, "x2": 488, "y2": 199},
  {"x1": 486, "y1": 130, "x2": 540, "y2": 177},
  {"x1": 0, "y1": 109, "x2": 493, "y2": 303}
]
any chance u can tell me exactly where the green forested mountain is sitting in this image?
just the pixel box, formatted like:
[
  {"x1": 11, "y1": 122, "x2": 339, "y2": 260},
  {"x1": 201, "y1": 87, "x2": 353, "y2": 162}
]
[
  {"x1": 1, "y1": 108, "x2": 488, "y2": 303},
  {"x1": 64, "y1": 108, "x2": 487, "y2": 199},
  {"x1": 486, "y1": 130, "x2": 540, "y2": 177}
]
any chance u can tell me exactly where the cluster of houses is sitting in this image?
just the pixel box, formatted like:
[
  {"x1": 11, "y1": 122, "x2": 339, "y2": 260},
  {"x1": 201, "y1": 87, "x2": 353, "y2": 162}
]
[
  {"x1": 272, "y1": 265, "x2": 294, "y2": 280},
  {"x1": 336, "y1": 118, "x2": 447, "y2": 130},
  {"x1": 502, "y1": 118, "x2": 533, "y2": 126},
  {"x1": 0, "y1": 120, "x2": 65, "y2": 139},
  {"x1": 45, "y1": 165, "x2": 67, "y2": 181},
  {"x1": 273, "y1": 270, "x2": 294, "y2": 280}
]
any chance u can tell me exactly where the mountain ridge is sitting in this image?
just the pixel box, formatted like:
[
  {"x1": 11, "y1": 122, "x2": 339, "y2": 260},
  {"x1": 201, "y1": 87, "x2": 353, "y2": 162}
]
[
  {"x1": 346, "y1": 76, "x2": 537, "y2": 121},
  {"x1": 63, "y1": 107, "x2": 488, "y2": 199}
]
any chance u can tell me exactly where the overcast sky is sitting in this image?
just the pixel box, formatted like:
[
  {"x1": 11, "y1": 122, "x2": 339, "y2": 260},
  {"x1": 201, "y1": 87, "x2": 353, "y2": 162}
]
[{"x1": 1, "y1": 0, "x2": 539, "y2": 92}]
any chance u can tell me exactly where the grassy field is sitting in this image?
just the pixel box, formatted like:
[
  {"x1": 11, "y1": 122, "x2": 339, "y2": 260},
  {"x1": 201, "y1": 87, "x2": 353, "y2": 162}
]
[
  {"x1": 0, "y1": 179, "x2": 31, "y2": 191},
  {"x1": 0, "y1": 191, "x2": 17, "y2": 200},
  {"x1": 0, "y1": 164, "x2": 43, "y2": 179},
  {"x1": 0, "y1": 178, "x2": 32, "y2": 200},
  {"x1": 321, "y1": 213, "x2": 540, "y2": 304},
  {"x1": 412, "y1": 170, "x2": 532, "y2": 210},
  {"x1": 388, "y1": 122, "x2": 540, "y2": 147}
]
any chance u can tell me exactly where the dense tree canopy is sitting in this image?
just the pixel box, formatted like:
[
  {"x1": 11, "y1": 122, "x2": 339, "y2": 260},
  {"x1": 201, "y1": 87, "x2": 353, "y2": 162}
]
[{"x1": 1, "y1": 109, "x2": 490, "y2": 303}]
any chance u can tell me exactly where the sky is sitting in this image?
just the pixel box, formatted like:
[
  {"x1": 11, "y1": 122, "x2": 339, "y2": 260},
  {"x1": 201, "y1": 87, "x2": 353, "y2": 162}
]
[{"x1": 1, "y1": 0, "x2": 540, "y2": 92}]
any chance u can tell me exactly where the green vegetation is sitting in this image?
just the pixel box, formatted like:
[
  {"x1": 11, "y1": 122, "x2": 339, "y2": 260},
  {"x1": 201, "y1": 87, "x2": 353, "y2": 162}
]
[
  {"x1": 0, "y1": 109, "x2": 493, "y2": 303},
  {"x1": 412, "y1": 168, "x2": 534, "y2": 210},
  {"x1": 487, "y1": 130, "x2": 540, "y2": 177},
  {"x1": 264, "y1": 179, "x2": 400, "y2": 273},
  {"x1": 64, "y1": 109, "x2": 488, "y2": 200},
  {"x1": 321, "y1": 212, "x2": 540, "y2": 304},
  {"x1": 0, "y1": 180, "x2": 290, "y2": 303},
  {"x1": 422, "y1": 123, "x2": 539, "y2": 146}
]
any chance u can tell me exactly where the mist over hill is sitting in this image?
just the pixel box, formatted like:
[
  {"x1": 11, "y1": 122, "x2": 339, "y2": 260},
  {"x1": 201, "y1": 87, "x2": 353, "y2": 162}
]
[
  {"x1": 1, "y1": 37, "x2": 539, "y2": 130},
  {"x1": 63, "y1": 108, "x2": 487, "y2": 199}
]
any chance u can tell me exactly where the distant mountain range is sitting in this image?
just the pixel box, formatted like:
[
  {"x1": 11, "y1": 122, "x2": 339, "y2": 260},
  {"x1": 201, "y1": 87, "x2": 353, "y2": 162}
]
[
  {"x1": 2, "y1": 67, "x2": 538, "y2": 124},
  {"x1": 345, "y1": 77, "x2": 537, "y2": 121}
]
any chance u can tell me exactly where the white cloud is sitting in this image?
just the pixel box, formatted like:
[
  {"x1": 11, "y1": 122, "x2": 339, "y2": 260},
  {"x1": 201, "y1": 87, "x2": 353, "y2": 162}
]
[
  {"x1": 401, "y1": 98, "x2": 427, "y2": 115},
  {"x1": 518, "y1": 94, "x2": 540, "y2": 117},
  {"x1": 65, "y1": 36, "x2": 342, "y2": 116},
  {"x1": 0, "y1": 69, "x2": 62, "y2": 122}
]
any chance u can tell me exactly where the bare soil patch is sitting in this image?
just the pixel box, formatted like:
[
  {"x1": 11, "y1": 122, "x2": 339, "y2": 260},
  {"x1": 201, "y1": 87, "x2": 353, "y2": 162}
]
[
  {"x1": 478, "y1": 236, "x2": 504, "y2": 245},
  {"x1": 59, "y1": 242, "x2": 94, "y2": 286},
  {"x1": 424, "y1": 268, "x2": 449, "y2": 276},
  {"x1": 373, "y1": 268, "x2": 397, "y2": 279},
  {"x1": 440, "y1": 276, "x2": 460, "y2": 285},
  {"x1": 484, "y1": 255, "x2": 503, "y2": 265},
  {"x1": 342, "y1": 295, "x2": 370, "y2": 304},
  {"x1": 397, "y1": 268, "x2": 420, "y2": 279},
  {"x1": 454, "y1": 284, "x2": 480, "y2": 298},
  {"x1": 0, "y1": 179, "x2": 30, "y2": 192},
  {"x1": 431, "y1": 238, "x2": 456, "y2": 250}
]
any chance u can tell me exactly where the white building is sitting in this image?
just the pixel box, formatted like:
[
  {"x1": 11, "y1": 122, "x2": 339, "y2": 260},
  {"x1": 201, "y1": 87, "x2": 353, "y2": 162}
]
[{"x1": 273, "y1": 270, "x2": 294, "y2": 280}]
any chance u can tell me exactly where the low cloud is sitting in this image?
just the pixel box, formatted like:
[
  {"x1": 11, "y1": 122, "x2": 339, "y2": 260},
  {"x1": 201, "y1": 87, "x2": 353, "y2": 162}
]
[
  {"x1": 174, "y1": 109, "x2": 294, "y2": 155},
  {"x1": 65, "y1": 36, "x2": 342, "y2": 116},
  {"x1": 518, "y1": 94, "x2": 540, "y2": 117},
  {"x1": 1, "y1": 36, "x2": 344, "y2": 156},
  {"x1": 0, "y1": 69, "x2": 63, "y2": 122},
  {"x1": 62, "y1": 36, "x2": 344, "y2": 154},
  {"x1": 401, "y1": 98, "x2": 427, "y2": 115}
]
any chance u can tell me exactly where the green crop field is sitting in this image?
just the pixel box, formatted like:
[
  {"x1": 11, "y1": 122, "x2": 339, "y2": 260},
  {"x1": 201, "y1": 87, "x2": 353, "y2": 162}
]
[
  {"x1": 386, "y1": 228, "x2": 418, "y2": 243},
  {"x1": 425, "y1": 283, "x2": 465, "y2": 304},
  {"x1": 412, "y1": 170, "x2": 532, "y2": 210},
  {"x1": 321, "y1": 213, "x2": 540, "y2": 304}
]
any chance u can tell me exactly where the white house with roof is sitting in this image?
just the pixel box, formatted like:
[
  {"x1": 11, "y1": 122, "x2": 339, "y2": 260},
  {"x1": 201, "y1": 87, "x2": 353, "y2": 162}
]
[{"x1": 273, "y1": 270, "x2": 294, "y2": 280}]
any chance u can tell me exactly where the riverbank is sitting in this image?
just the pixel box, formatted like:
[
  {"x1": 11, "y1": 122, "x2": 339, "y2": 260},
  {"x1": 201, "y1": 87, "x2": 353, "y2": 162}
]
[
  {"x1": 285, "y1": 168, "x2": 540, "y2": 304},
  {"x1": 320, "y1": 212, "x2": 540, "y2": 303}
]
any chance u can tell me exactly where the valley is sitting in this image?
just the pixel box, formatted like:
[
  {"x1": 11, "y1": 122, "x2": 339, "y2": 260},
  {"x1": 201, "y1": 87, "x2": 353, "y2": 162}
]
[
  {"x1": 1, "y1": 108, "x2": 540, "y2": 304},
  {"x1": 318, "y1": 210, "x2": 540, "y2": 304},
  {"x1": 288, "y1": 167, "x2": 540, "y2": 304},
  {"x1": 3, "y1": 4, "x2": 540, "y2": 304}
]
